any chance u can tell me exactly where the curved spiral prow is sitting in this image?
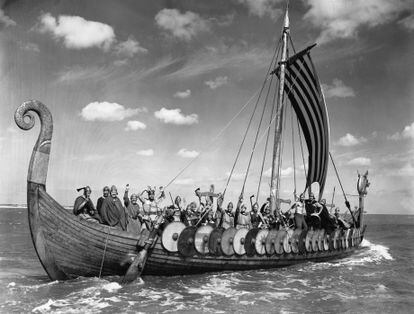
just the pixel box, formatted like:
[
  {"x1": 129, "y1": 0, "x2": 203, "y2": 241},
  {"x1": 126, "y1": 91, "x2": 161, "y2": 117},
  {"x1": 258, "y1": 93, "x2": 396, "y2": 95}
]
[{"x1": 15, "y1": 100, "x2": 53, "y2": 185}]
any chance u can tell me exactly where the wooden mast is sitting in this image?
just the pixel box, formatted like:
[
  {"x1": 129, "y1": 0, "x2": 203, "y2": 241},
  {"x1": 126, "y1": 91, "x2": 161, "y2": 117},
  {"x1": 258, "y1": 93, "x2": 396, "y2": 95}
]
[{"x1": 270, "y1": 7, "x2": 289, "y2": 215}]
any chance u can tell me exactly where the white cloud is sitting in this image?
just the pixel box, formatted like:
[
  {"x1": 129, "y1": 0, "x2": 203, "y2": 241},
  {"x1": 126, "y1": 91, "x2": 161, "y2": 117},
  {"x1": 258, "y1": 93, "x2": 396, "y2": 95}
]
[
  {"x1": 322, "y1": 79, "x2": 355, "y2": 98},
  {"x1": 38, "y1": 13, "x2": 115, "y2": 50},
  {"x1": 6, "y1": 126, "x2": 18, "y2": 134},
  {"x1": 225, "y1": 171, "x2": 245, "y2": 181},
  {"x1": 115, "y1": 36, "x2": 148, "y2": 57},
  {"x1": 205, "y1": 76, "x2": 229, "y2": 89},
  {"x1": 388, "y1": 122, "x2": 414, "y2": 140},
  {"x1": 398, "y1": 14, "x2": 414, "y2": 31},
  {"x1": 337, "y1": 133, "x2": 367, "y2": 146},
  {"x1": 17, "y1": 41, "x2": 40, "y2": 52},
  {"x1": 57, "y1": 66, "x2": 115, "y2": 83},
  {"x1": 174, "y1": 89, "x2": 191, "y2": 99},
  {"x1": 154, "y1": 108, "x2": 198, "y2": 125},
  {"x1": 348, "y1": 157, "x2": 371, "y2": 166},
  {"x1": 237, "y1": 0, "x2": 283, "y2": 21},
  {"x1": 125, "y1": 120, "x2": 146, "y2": 131},
  {"x1": 81, "y1": 102, "x2": 143, "y2": 121},
  {"x1": 136, "y1": 149, "x2": 154, "y2": 156},
  {"x1": 155, "y1": 9, "x2": 210, "y2": 41},
  {"x1": 304, "y1": 0, "x2": 411, "y2": 43},
  {"x1": 397, "y1": 163, "x2": 414, "y2": 176},
  {"x1": 177, "y1": 148, "x2": 199, "y2": 158},
  {"x1": 0, "y1": 8, "x2": 16, "y2": 27}
]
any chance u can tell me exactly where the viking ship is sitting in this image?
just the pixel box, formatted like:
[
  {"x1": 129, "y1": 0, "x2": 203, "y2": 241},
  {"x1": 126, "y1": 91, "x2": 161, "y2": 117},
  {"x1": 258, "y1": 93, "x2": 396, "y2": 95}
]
[{"x1": 15, "y1": 8, "x2": 370, "y2": 282}]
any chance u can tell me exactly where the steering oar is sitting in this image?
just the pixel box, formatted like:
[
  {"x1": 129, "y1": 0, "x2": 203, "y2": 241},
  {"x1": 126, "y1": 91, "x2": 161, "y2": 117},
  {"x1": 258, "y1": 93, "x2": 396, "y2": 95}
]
[{"x1": 122, "y1": 214, "x2": 164, "y2": 284}]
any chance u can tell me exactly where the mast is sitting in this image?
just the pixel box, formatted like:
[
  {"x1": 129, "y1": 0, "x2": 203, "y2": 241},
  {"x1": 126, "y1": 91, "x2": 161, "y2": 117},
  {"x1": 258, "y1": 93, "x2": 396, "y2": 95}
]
[{"x1": 269, "y1": 7, "x2": 289, "y2": 215}]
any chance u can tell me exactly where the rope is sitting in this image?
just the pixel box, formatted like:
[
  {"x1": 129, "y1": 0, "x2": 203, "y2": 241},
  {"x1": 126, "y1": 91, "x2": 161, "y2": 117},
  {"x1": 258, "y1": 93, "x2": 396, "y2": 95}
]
[
  {"x1": 256, "y1": 78, "x2": 278, "y2": 202},
  {"x1": 329, "y1": 152, "x2": 357, "y2": 226},
  {"x1": 290, "y1": 105, "x2": 297, "y2": 198},
  {"x1": 99, "y1": 226, "x2": 110, "y2": 278},
  {"x1": 163, "y1": 86, "x2": 263, "y2": 189},
  {"x1": 223, "y1": 38, "x2": 282, "y2": 197}
]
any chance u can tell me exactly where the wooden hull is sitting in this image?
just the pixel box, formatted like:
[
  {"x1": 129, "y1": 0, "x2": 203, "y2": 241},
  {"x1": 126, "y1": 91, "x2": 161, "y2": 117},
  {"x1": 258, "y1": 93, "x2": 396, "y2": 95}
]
[{"x1": 29, "y1": 182, "x2": 364, "y2": 280}]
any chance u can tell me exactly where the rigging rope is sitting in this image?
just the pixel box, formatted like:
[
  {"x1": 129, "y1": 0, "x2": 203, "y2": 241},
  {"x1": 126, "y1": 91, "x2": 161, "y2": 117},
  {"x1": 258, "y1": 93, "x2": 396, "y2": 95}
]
[
  {"x1": 329, "y1": 152, "x2": 357, "y2": 226},
  {"x1": 163, "y1": 86, "x2": 263, "y2": 189},
  {"x1": 223, "y1": 38, "x2": 282, "y2": 197},
  {"x1": 290, "y1": 105, "x2": 297, "y2": 198},
  {"x1": 256, "y1": 77, "x2": 278, "y2": 203}
]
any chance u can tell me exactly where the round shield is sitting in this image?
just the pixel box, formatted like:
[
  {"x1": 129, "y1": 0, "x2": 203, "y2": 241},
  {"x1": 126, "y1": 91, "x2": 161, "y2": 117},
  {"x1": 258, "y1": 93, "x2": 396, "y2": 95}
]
[
  {"x1": 265, "y1": 229, "x2": 279, "y2": 255},
  {"x1": 283, "y1": 228, "x2": 294, "y2": 254},
  {"x1": 275, "y1": 229, "x2": 287, "y2": 254},
  {"x1": 298, "y1": 229, "x2": 307, "y2": 254},
  {"x1": 138, "y1": 228, "x2": 150, "y2": 247},
  {"x1": 290, "y1": 229, "x2": 302, "y2": 254},
  {"x1": 208, "y1": 227, "x2": 225, "y2": 256},
  {"x1": 233, "y1": 228, "x2": 249, "y2": 256},
  {"x1": 194, "y1": 225, "x2": 214, "y2": 255},
  {"x1": 245, "y1": 228, "x2": 260, "y2": 256},
  {"x1": 162, "y1": 222, "x2": 187, "y2": 252},
  {"x1": 323, "y1": 233, "x2": 330, "y2": 251},
  {"x1": 221, "y1": 227, "x2": 238, "y2": 256},
  {"x1": 317, "y1": 229, "x2": 325, "y2": 251},
  {"x1": 311, "y1": 229, "x2": 320, "y2": 251},
  {"x1": 305, "y1": 230, "x2": 314, "y2": 252},
  {"x1": 178, "y1": 226, "x2": 197, "y2": 257},
  {"x1": 255, "y1": 229, "x2": 269, "y2": 255}
]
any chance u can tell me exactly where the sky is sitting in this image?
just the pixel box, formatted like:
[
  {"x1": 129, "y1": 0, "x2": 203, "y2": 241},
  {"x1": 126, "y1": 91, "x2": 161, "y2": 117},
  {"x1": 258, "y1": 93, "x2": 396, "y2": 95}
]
[{"x1": 0, "y1": 0, "x2": 413, "y2": 214}]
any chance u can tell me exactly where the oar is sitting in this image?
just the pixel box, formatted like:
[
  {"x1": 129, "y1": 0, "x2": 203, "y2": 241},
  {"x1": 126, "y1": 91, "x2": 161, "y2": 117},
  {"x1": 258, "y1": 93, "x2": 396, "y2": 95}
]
[{"x1": 122, "y1": 214, "x2": 164, "y2": 284}]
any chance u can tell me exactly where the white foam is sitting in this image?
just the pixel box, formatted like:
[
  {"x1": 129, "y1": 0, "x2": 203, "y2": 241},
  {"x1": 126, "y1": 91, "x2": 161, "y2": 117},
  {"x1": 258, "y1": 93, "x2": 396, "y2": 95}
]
[
  {"x1": 102, "y1": 282, "x2": 122, "y2": 293},
  {"x1": 361, "y1": 239, "x2": 393, "y2": 261},
  {"x1": 7, "y1": 282, "x2": 16, "y2": 287},
  {"x1": 32, "y1": 299, "x2": 54, "y2": 313}
]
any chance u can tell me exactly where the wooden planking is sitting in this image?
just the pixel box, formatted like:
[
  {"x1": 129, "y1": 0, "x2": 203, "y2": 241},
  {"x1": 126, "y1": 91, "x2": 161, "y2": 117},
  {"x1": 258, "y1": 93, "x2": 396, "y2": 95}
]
[{"x1": 29, "y1": 184, "x2": 365, "y2": 280}]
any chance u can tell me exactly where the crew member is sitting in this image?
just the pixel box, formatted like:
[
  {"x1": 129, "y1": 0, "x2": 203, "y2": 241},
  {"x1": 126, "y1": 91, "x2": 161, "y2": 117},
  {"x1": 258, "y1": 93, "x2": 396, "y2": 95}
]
[
  {"x1": 290, "y1": 193, "x2": 308, "y2": 230},
  {"x1": 219, "y1": 202, "x2": 234, "y2": 229},
  {"x1": 97, "y1": 186, "x2": 110, "y2": 217},
  {"x1": 73, "y1": 186, "x2": 101, "y2": 223},
  {"x1": 100, "y1": 185, "x2": 128, "y2": 230},
  {"x1": 235, "y1": 196, "x2": 252, "y2": 229},
  {"x1": 123, "y1": 185, "x2": 141, "y2": 233}
]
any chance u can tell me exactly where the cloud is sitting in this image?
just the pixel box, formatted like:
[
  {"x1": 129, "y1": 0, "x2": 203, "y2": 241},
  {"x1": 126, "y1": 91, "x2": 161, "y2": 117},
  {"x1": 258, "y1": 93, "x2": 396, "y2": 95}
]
[
  {"x1": 125, "y1": 120, "x2": 146, "y2": 131},
  {"x1": 337, "y1": 133, "x2": 367, "y2": 146},
  {"x1": 38, "y1": 13, "x2": 115, "y2": 50},
  {"x1": 177, "y1": 148, "x2": 199, "y2": 158},
  {"x1": 155, "y1": 9, "x2": 210, "y2": 41},
  {"x1": 136, "y1": 149, "x2": 154, "y2": 156},
  {"x1": 83, "y1": 154, "x2": 105, "y2": 162},
  {"x1": 398, "y1": 14, "x2": 414, "y2": 31},
  {"x1": 56, "y1": 65, "x2": 116, "y2": 83},
  {"x1": 0, "y1": 8, "x2": 16, "y2": 27},
  {"x1": 174, "y1": 89, "x2": 191, "y2": 99},
  {"x1": 154, "y1": 108, "x2": 198, "y2": 125},
  {"x1": 225, "y1": 171, "x2": 245, "y2": 181},
  {"x1": 397, "y1": 163, "x2": 414, "y2": 176},
  {"x1": 205, "y1": 76, "x2": 229, "y2": 89},
  {"x1": 237, "y1": 0, "x2": 283, "y2": 21},
  {"x1": 114, "y1": 36, "x2": 148, "y2": 57},
  {"x1": 304, "y1": 0, "x2": 411, "y2": 43},
  {"x1": 322, "y1": 79, "x2": 355, "y2": 98},
  {"x1": 81, "y1": 102, "x2": 143, "y2": 121},
  {"x1": 348, "y1": 157, "x2": 371, "y2": 166},
  {"x1": 388, "y1": 122, "x2": 414, "y2": 140},
  {"x1": 16, "y1": 41, "x2": 40, "y2": 52}
]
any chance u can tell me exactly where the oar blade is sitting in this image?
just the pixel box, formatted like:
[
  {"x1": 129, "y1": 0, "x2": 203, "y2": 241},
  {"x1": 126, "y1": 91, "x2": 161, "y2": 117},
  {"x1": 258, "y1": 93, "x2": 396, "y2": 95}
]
[{"x1": 122, "y1": 249, "x2": 147, "y2": 284}]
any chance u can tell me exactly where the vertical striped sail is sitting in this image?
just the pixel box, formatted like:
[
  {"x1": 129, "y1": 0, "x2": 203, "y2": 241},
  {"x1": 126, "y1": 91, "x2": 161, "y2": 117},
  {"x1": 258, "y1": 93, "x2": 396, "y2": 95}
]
[{"x1": 272, "y1": 44, "x2": 330, "y2": 197}]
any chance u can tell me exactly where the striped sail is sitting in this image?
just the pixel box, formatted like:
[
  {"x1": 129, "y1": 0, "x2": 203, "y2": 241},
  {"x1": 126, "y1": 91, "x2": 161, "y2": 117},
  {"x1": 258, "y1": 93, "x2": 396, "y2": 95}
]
[{"x1": 272, "y1": 45, "x2": 330, "y2": 197}]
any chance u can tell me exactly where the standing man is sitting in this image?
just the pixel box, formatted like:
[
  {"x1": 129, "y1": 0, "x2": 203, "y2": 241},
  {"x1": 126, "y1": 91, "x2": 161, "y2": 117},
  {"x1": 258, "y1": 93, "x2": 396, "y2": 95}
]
[
  {"x1": 123, "y1": 184, "x2": 142, "y2": 233},
  {"x1": 290, "y1": 193, "x2": 308, "y2": 230},
  {"x1": 97, "y1": 186, "x2": 110, "y2": 217},
  {"x1": 100, "y1": 185, "x2": 128, "y2": 230}
]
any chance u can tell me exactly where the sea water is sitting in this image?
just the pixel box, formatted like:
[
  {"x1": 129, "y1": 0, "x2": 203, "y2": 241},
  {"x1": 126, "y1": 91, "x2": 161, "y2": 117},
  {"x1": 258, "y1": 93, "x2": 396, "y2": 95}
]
[{"x1": 0, "y1": 208, "x2": 412, "y2": 313}]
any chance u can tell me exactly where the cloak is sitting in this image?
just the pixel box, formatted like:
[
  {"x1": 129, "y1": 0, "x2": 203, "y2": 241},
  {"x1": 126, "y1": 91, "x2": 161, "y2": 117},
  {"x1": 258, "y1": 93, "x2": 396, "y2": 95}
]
[{"x1": 100, "y1": 196, "x2": 128, "y2": 230}]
